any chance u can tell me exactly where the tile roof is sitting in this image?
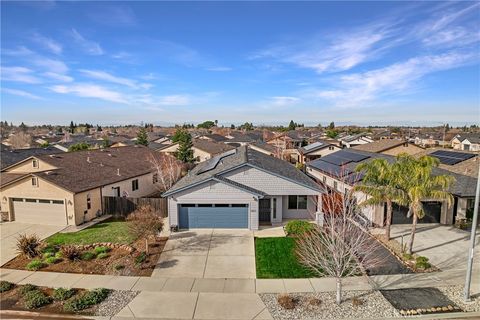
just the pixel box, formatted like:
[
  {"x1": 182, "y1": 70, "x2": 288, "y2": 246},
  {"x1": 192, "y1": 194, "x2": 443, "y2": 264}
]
[
  {"x1": 164, "y1": 145, "x2": 322, "y2": 196},
  {"x1": 193, "y1": 139, "x2": 235, "y2": 155}
]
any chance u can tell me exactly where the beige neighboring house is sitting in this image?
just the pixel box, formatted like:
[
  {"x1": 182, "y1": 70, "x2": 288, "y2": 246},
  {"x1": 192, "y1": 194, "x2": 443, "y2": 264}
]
[
  {"x1": 451, "y1": 133, "x2": 480, "y2": 151},
  {"x1": 352, "y1": 139, "x2": 424, "y2": 156},
  {"x1": 159, "y1": 139, "x2": 235, "y2": 163},
  {"x1": 298, "y1": 141, "x2": 342, "y2": 164},
  {"x1": 0, "y1": 146, "x2": 162, "y2": 226}
]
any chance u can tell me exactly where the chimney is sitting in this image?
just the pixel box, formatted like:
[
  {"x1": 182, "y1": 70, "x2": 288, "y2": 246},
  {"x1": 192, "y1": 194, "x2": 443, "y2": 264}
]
[{"x1": 117, "y1": 168, "x2": 121, "y2": 176}]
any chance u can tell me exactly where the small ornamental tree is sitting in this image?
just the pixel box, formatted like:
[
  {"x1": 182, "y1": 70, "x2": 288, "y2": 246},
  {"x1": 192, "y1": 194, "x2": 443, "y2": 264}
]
[
  {"x1": 149, "y1": 153, "x2": 183, "y2": 192},
  {"x1": 126, "y1": 205, "x2": 164, "y2": 253},
  {"x1": 136, "y1": 128, "x2": 149, "y2": 146},
  {"x1": 296, "y1": 189, "x2": 385, "y2": 305}
]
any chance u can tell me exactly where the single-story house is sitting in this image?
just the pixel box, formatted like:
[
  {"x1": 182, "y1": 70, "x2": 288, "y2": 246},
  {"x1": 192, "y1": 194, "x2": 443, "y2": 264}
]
[
  {"x1": 0, "y1": 145, "x2": 64, "y2": 170},
  {"x1": 0, "y1": 146, "x2": 163, "y2": 226},
  {"x1": 298, "y1": 141, "x2": 341, "y2": 164},
  {"x1": 249, "y1": 141, "x2": 280, "y2": 156},
  {"x1": 352, "y1": 139, "x2": 424, "y2": 156},
  {"x1": 306, "y1": 149, "x2": 478, "y2": 227},
  {"x1": 451, "y1": 133, "x2": 480, "y2": 151},
  {"x1": 338, "y1": 133, "x2": 373, "y2": 148},
  {"x1": 198, "y1": 133, "x2": 228, "y2": 143},
  {"x1": 159, "y1": 139, "x2": 235, "y2": 162},
  {"x1": 163, "y1": 146, "x2": 324, "y2": 230}
]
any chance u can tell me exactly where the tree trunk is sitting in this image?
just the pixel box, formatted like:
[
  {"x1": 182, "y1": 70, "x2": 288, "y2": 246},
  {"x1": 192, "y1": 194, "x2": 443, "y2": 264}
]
[
  {"x1": 385, "y1": 200, "x2": 393, "y2": 240},
  {"x1": 407, "y1": 211, "x2": 417, "y2": 255},
  {"x1": 336, "y1": 278, "x2": 342, "y2": 305},
  {"x1": 145, "y1": 238, "x2": 149, "y2": 254}
]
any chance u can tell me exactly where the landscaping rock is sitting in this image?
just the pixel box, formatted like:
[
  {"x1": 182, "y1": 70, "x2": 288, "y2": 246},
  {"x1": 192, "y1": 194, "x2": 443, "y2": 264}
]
[
  {"x1": 261, "y1": 290, "x2": 398, "y2": 320},
  {"x1": 439, "y1": 285, "x2": 480, "y2": 313},
  {"x1": 94, "y1": 290, "x2": 138, "y2": 316}
]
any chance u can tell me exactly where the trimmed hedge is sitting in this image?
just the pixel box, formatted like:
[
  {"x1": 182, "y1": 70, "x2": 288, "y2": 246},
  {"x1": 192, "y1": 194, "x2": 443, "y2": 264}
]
[{"x1": 284, "y1": 220, "x2": 315, "y2": 236}]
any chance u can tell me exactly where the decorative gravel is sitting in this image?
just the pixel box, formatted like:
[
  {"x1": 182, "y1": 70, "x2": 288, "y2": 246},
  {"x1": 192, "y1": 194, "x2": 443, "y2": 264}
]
[
  {"x1": 94, "y1": 290, "x2": 139, "y2": 316},
  {"x1": 438, "y1": 285, "x2": 480, "y2": 312},
  {"x1": 260, "y1": 290, "x2": 399, "y2": 320}
]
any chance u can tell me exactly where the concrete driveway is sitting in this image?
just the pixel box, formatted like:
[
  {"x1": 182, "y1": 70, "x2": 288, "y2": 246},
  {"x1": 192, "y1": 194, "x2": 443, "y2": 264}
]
[
  {"x1": 152, "y1": 229, "x2": 256, "y2": 279},
  {"x1": 0, "y1": 222, "x2": 65, "y2": 266},
  {"x1": 391, "y1": 224, "x2": 480, "y2": 271}
]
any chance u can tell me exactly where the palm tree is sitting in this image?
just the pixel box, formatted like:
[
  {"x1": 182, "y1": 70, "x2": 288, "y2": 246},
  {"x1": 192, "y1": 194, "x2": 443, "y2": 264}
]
[
  {"x1": 354, "y1": 158, "x2": 404, "y2": 240},
  {"x1": 395, "y1": 154, "x2": 455, "y2": 255}
]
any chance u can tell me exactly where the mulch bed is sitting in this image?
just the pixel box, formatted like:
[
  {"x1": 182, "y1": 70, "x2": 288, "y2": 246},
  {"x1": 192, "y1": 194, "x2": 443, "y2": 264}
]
[
  {"x1": 3, "y1": 237, "x2": 167, "y2": 277},
  {"x1": 380, "y1": 287, "x2": 462, "y2": 316},
  {"x1": 0, "y1": 285, "x2": 93, "y2": 315}
]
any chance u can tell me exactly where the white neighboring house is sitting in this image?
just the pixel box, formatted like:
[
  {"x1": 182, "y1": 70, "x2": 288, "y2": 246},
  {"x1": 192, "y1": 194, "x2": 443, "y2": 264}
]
[
  {"x1": 163, "y1": 146, "x2": 324, "y2": 230},
  {"x1": 298, "y1": 141, "x2": 342, "y2": 164},
  {"x1": 339, "y1": 134, "x2": 373, "y2": 148},
  {"x1": 451, "y1": 133, "x2": 480, "y2": 151}
]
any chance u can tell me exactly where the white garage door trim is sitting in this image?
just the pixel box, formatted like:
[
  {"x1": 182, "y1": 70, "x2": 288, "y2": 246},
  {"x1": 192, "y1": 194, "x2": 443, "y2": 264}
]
[{"x1": 12, "y1": 198, "x2": 67, "y2": 226}]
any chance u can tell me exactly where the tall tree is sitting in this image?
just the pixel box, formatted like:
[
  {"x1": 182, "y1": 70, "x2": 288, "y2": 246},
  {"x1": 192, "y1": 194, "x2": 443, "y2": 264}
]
[
  {"x1": 395, "y1": 154, "x2": 454, "y2": 254},
  {"x1": 175, "y1": 131, "x2": 194, "y2": 163},
  {"x1": 354, "y1": 158, "x2": 405, "y2": 240},
  {"x1": 288, "y1": 120, "x2": 296, "y2": 131},
  {"x1": 69, "y1": 121, "x2": 75, "y2": 133},
  {"x1": 136, "y1": 128, "x2": 149, "y2": 146},
  {"x1": 171, "y1": 128, "x2": 190, "y2": 143},
  {"x1": 328, "y1": 121, "x2": 335, "y2": 130}
]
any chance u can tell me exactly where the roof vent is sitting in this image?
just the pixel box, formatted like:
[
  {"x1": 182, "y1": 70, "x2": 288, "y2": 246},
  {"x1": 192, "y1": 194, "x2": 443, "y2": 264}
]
[
  {"x1": 87, "y1": 156, "x2": 91, "y2": 163},
  {"x1": 100, "y1": 163, "x2": 104, "y2": 167},
  {"x1": 108, "y1": 153, "x2": 112, "y2": 157},
  {"x1": 117, "y1": 168, "x2": 121, "y2": 176}
]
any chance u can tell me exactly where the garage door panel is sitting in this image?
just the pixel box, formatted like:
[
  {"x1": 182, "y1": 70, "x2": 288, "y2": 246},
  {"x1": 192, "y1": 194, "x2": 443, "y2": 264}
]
[
  {"x1": 13, "y1": 199, "x2": 67, "y2": 226},
  {"x1": 179, "y1": 205, "x2": 248, "y2": 229}
]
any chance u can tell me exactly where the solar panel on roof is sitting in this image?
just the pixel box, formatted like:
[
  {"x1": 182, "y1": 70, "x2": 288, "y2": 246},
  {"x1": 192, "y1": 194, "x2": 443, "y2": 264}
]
[
  {"x1": 335, "y1": 150, "x2": 370, "y2": 162},
  {"x1": 303, "y1": 141, "x2": 323, "y2": 151},
  {"x1": 322, "y1": 155, "x2": 352, "y2": 166},
  {"x1": 309, "y1": 160, "x2": 351, "y2": 177},
  {"x1": 197, "y1": 149, "x2": 236, "y2": 174},
  {"x1": 430, "y1": 150, "x2": 475, "y2": 165}
]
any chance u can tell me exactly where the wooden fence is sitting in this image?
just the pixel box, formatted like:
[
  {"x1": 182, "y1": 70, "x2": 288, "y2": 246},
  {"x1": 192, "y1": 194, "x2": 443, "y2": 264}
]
[{"x1": 102, "y1": 196, "x2": 168, "y2": 217}]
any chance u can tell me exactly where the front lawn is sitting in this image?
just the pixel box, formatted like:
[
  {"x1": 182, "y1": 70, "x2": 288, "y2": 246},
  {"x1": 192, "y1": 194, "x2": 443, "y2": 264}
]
[
  {"x1": 255, "y1": 237, "x2": 314, "y2": 278},
  {"x1": 46, "y1": 220, "x2": 134, "y2": 245}
]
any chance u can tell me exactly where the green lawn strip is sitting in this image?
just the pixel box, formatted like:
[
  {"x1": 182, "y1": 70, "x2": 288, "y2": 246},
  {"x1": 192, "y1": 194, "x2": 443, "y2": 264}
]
[
  {"x1": 46, "y1": 220, "x2": 134, "y2": 245},
  {"x1": 255, "y1": 237, "x2": 314, "y2": 278}
]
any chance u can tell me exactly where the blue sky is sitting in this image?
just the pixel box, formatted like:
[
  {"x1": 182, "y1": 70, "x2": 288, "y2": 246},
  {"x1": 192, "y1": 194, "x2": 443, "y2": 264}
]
[{"x1": 1, "y1": 1, "x2": 479, "y2": 126}]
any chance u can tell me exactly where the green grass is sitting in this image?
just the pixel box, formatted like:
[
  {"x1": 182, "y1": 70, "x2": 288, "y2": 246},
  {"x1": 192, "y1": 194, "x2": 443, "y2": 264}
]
[
  {"x1": 255, "y1": 237, "x2": 315, "y2": 279},
  {"x1": 46, "y1": 220, "x2": 134, "y2": 245}
]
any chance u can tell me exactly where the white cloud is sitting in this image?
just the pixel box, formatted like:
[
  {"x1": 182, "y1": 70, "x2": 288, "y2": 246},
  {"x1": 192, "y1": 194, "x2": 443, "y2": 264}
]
[
  {"x1": 2, "y1": 88, "x2": 42, "y2": 100},
  {"x1": 79, "y1": 69, "x2": 137, "y2": 88},
  {"x1": 88, "y1": 5, "x2": 136, "y2": 26},
  {"x1": 270, "y1": 96, "x2": 300, "y2": 106},
  {"x1": 205, "y1": 67, "x2": 232, "y2": 72},
  {"x1": 49, "y1": 83, "x2": 128, "y2": 103},
  {"x1": 157, "y1": 95, "x2": 190, "y2": 106},
  {"x1": 31, "y1": 32, "x2": 62, "y2": 54},
  {"x1": 43, "y1": 72, "x2": 74, "y2": 82},
  {"x1": 33, "y1": 57, "x2": 68, "y2": 74},
  {"x1": 2, "y1": 46, "x2": 34, "y2": 56},
  {"x1": 1, "y1": 66, "x2": 42, "y2": 84},
  {"x1": 71, "y1": 29, "x2": 104, "y2": 55},
  {"x1": 309, "y1": 52, "x2": 476, "y2": 107}
]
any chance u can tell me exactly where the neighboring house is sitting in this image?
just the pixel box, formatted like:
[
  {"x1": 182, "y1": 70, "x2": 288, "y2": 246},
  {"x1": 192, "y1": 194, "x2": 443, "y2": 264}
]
[
  {"x1": 338, "y1": 133, "x2": 373, "y2": 148},
  {"x1": 224, "y1": 131, "x2": 264, "y2": 147},
  {"x1": 298, "y1": 141, "x2": 341, "y2": 164},
  {"x1": 451, "y1": 133, "x2": 480, "y2": 151},
  {"x1": 352, "y1": 139, "x2": 424, "y2": 156},
  {"x1": 0, "y1": 145, "x2": 64, "y2": 170},
  {"x1": 0, "y1": 146, "x2": 162, "y2": 226},
  {"x1": 414, "y1": 132, "x2": 455, "y2": 147},
  {"x1": 159, "y1": 139, "x2": 235, "y2": 162},
  {"x1": 163, "y1": 146, "x2": 324, "y2": 230},
  {"x1": 198, "y1": 133, "x2": 228, "y2": 143},
  {"x1": 249, "y1": 141, "x2": 279, "y2": 156},
  {"x1": 306, "y1": 149, "x2": 477, "y2": 227},
  {"x1": 267, "y1": 131, "x2": 307, "y2": 150}
]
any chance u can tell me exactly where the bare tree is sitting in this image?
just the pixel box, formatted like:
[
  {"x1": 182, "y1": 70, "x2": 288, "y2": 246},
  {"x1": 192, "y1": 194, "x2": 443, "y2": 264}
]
[
  {"x1": 149, "y1": 153, "x2": 183, "y2": 192},
  {"x1": 296, "y1": 188, "x2": 386, "y2": 305},
  {"x1": 126, "y1": 205, "x2": 164, "y2": 253},
  {"x1": 9, "y1": 132, "x2": 32, "y2": 149}
]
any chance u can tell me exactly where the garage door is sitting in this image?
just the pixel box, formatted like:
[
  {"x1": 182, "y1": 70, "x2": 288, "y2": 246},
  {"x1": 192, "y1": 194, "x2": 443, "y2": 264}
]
[
  {"x1": 12, "y1": 198, "x2": 67, "y2": 226},
  {"x1": 179, "y1": 204, "x2": 248, "y2": 228},
  {"x1": 390, "y1": 202, "x2": 441, "y2": 224}
]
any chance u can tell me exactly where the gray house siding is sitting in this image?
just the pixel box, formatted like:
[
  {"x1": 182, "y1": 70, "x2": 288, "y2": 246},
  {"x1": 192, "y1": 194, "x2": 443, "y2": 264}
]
[
  {"x1": 168, "y1": 180, "x2": 259, "y2": 230},
  {"x1": 282, "y1": 195, "x2": 317, "y2": 219},
  {"x1": 224, "y1": 166, "x2": 319, "y2": 195}
]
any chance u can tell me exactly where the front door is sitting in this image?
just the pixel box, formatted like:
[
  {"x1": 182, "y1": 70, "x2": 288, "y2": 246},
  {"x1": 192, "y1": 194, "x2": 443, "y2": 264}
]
[
  {"x1": 113, "y1": 187, "x2": 120, "y2": 197},
  {"x1": 259, "y1": 198, "x2": 271, "y2": 223}
]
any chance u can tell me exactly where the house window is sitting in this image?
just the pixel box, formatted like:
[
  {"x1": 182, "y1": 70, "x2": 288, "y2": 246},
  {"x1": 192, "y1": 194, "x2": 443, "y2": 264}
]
[
  {"x1": 87, "y1": 194, "x2": 91, "y2": 210},
  {"x1": 132, "y1": 179, "x2": 139, "y2": 191},
  {"x1": 288, "y1": 195, "x2": 308, "y2": 210},
  {"x1": 153, "y1": 173, "x2": 158, "y2": 184},
  {"x1": 32, "y1": 159, "x2": 38, "y2": 168},
  {"x1": 31, "y1": 177, "x2": 38, "y2": 187}
]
